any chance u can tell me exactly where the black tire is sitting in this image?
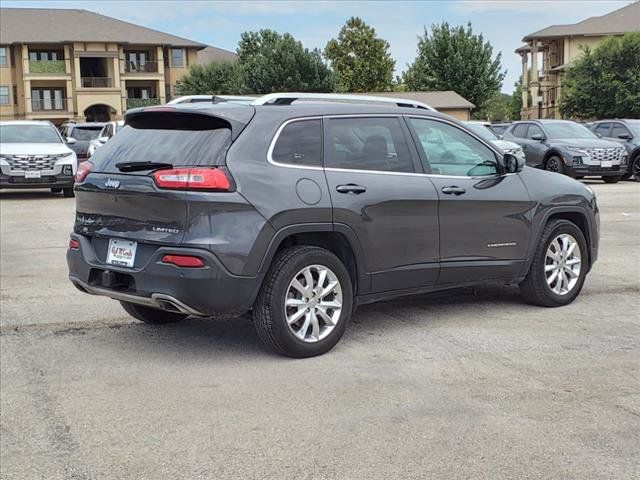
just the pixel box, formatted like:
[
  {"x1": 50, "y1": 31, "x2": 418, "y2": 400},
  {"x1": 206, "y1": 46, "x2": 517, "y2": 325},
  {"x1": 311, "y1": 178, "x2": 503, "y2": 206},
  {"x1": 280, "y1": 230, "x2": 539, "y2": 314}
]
[
  {"x1": 520, "y1": 219, "x2": 588, "y2": 307},
  {"x1": 545, "y1": 155, "x2": 565, "y2": 175},
  {"x1": 253, "y1": 245, "x2": 353, "y2": 358},
  {"x1": 602, "y1": 176, "x2": 621, "y2": 184},
  {"x1": 50, "y1": 188, "x2": 62, "y2": 194},
  {"x1": 120, "y1": 301, "x2": 188, "y2": 324},
  {"x1": 633, "y1": 156, "x2": 640, "y2": 182},
  {"x1": 62, "y1": 187, "x2": 75, "y2": 197}
]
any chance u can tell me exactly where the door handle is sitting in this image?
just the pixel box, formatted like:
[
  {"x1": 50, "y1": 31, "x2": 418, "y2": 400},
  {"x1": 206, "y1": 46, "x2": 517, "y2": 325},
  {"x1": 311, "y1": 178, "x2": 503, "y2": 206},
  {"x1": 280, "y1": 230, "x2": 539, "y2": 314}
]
[
  {"x1": 441, "y1": 186, "x2": 466, "y2": 196},
  {"x1": 336, "y1": 184, "x2": 366, "y2": 194}
]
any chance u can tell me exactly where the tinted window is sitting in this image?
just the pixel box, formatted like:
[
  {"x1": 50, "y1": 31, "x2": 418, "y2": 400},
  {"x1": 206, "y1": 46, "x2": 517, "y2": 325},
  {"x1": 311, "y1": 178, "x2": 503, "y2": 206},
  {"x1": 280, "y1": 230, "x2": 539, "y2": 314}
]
[
  {"x1": 325, "y1": 117, "x2": 413, "y2": 172},
  {"x1": 0, "y1": 124, "x2": 62, "y2": 143},
  {"x1": 544, "y1": 122, "x2": 597, "y2": 139},
  {"x1": 89, "y1": 120, "x2": 231, "y2": 174},
  {"x1": 527, "y1": 124, "x2": 545, "y2": 139},
  {"x1": 70, "y1": 126, "x2": 102, "y2": 141},
  {"x1": 595, "y1": 123, "x2": 611, "y2": 137},
  {"x1": 512, "y1": 123, "x2": 528, "y2": 138},
  {"x1": 272, "y1": 119, "x2": 322, "y2": 167},
  {"x1": 409, "y1": 118, "x2": 497, "y2": 177},
  {"x1": 611, "y1": 123, "x2": 630, "y2": 138}
]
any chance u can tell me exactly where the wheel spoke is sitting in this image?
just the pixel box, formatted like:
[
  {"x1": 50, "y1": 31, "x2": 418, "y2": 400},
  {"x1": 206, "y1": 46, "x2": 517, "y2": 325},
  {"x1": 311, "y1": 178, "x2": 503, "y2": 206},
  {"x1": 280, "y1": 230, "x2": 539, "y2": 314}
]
[
  {"x1": 297, "y1": 312, "x2": 311, "y2": 339},
  {"x1": 564, "y1": 266, "x2": 579, "y2": 279},
  {"x1": 310, "y1": 311, "x2": 320, "y2": 340},
  {"x1": 319, "y1": 299, "x2": 341, "y2": 309},
  {"x1": 566, "y1": 258, "x2": 581, "y2": 266},
  {"x1": 303, "y1": 267, "x2": 314, "y2": 291},
  {"x1": 545, "y1": 263, "x2": 556, "y2": 272},
  {"x1": 291, "y1": 279, "x2": 308, "y2": 296},
  {"x1": 547, "y1": 268, "x2": 559, "y2": 285},
  {"x1": 287, "y1": 307, "x2": 306, "y2": 325},
  {"x1": 317, "y1": 268, "x2": 327, "y2": 291},
  {"x1": 316, "y1": 306, "x2": 335, "y2": 326},
  {"x1": 286, "y1": 298, "x2": 306, "y2": 307},
  {"x1": 320, "y1": 280, "x2": 338, "y2": 298},
  {"x1": 566, "y1": 241, "x2": 577, "y2": 257}
]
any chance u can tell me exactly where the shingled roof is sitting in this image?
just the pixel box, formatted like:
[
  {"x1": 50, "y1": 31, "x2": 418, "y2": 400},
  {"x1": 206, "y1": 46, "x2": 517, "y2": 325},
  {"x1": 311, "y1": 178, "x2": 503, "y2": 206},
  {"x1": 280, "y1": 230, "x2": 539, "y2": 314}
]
[
  {"x1": 522, "y1": 1, "x2": 640, "y2": 41},
  {"x1": 0, "y1": 8, "x2": 207, "y2": 48}
]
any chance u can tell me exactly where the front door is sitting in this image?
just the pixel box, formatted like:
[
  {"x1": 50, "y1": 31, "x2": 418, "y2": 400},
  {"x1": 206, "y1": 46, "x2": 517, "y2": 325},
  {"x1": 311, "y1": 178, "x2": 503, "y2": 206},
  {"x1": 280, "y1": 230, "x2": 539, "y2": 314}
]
[
  {"x1": 323, "y1": 116, "x2": 440, "y2": 293},
  {"x1": 407, "y1": 117, "x2": 533, "y2": 285}
]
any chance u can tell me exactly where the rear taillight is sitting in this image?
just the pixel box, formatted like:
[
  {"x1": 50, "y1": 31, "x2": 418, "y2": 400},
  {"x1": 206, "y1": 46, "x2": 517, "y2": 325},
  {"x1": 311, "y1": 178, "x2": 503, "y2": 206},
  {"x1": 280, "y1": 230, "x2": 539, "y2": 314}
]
[
  {"x1": 69, "y1": 238, "x2": 80, "y2": 250},
  {"x1": 75, "y1": 161, "x2": 93, "y2": 182},
  {"x1": 152, "y1": 167, "x2": 231, "y2": 191},
  {"x1": 161, "y1": 254, "x2": 205, "y2": 268}
]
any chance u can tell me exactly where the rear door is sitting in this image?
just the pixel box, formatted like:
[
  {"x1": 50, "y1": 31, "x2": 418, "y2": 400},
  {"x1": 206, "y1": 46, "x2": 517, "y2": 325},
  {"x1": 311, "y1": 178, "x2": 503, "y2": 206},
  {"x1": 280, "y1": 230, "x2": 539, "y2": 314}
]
[
  {"x1": 407, "y1": 116, "x2": 533, "y2": 284},
  {"x1": 75, "y1": 111, "x2": 236, "y2": 263},
  {"x1": 323, "y1": 115, "x2": 439, "y2": 293}
]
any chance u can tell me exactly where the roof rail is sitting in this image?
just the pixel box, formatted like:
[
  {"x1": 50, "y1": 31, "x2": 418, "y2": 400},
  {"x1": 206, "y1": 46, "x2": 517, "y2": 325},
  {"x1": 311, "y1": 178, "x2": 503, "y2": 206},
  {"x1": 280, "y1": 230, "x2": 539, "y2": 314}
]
[{"x1": 251, "y1": 93, "x2": 436, "y2": 111}]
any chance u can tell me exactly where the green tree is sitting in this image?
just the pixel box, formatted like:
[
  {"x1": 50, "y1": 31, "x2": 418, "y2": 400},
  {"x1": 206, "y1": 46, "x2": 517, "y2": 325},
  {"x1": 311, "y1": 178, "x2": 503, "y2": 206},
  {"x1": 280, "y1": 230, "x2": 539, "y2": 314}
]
[
  {"x1": 509, "y1": 79, "x2": 523, "y2": 120},
  {"x1": 175, "y1": 61, "x2": 246, "y2": 95},
  {"x1": 237, "y1": 29, "x2": 334, "y2": 93},
  {"x1": 403, "y1": 22, "x2": 505, "y2": 112},
  {"x1": 560, "y1": 32, "x2": 640, "y2": 119},
  {"x1": 324, "y1": 17, "x2": 395, "y2": 92},
  {"x1": 473, "y1": 92, "x2": 512, "y2": 121}
]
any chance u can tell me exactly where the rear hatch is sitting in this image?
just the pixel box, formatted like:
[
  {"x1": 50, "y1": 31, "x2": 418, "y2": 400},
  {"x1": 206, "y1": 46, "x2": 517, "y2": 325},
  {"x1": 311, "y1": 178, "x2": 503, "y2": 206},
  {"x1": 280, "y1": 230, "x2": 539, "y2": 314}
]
[
  {"x1": 68, "y1": 125, "x2": 104, "y2": 157},
  {"x1": 74, "y1": 105, "x2": 254, "y2": 258}
]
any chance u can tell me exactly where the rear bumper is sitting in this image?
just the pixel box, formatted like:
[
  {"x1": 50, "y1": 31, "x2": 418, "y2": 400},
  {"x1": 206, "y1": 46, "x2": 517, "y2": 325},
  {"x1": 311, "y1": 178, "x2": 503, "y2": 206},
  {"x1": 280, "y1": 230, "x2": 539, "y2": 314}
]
[
  {"x1": 0, "y1": 173, "x2": 74, "y2": 189},
  {"x1": 67, "y1": 234, "x2": 263, "y2": 317}
]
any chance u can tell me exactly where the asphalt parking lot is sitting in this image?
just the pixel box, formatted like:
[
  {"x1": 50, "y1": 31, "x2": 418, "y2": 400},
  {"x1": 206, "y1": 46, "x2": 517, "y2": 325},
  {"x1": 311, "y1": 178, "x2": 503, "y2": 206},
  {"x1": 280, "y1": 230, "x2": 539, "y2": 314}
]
[{"x1": 1, "y1": 181, "x2": 639, "y2": 480}]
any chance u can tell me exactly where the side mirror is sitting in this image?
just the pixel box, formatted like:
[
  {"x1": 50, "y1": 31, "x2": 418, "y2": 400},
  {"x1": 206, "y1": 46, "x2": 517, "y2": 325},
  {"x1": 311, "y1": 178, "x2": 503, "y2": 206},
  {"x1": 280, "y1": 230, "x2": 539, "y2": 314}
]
[
  {"x1": 65, "y1": 137, "x2": 77, "y2": 145},
  {"x1": 530, "y1": 133, "x2": 545, "y2": 141},
  {"x1": 618, "y1": 133, "x2": 632, "y2": 140},
  {"x1": 503, "y1": 153, "x2": 525, "y2": 173},
  {"x1": 98, "y1": 136, "x2": 109, "y2": 143}
]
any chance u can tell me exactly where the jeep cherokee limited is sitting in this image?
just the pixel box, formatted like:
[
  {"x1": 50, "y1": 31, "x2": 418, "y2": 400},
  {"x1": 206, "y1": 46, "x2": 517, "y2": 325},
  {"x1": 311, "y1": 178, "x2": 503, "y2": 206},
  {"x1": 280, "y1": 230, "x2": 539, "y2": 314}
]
[
  {"x1": 503, "y1": 119, "x2": 627, "y2": 182},
  {"x1": 67, "y1": 93, "x2": 600, "y2": 357}
]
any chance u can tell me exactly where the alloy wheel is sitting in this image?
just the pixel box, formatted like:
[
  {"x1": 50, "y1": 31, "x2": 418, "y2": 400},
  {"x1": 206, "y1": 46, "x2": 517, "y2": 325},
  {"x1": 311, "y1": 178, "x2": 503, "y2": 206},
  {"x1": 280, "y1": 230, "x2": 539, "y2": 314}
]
[
  {"x1": 284, "y1": 264, "x2": 343, "y2": 343},
  {"x1": 546, "y1": 158, "x2": 559, "y2": 172},
  {"x1": 545, "y1": 234, "x2": 582, "y2": 295}
]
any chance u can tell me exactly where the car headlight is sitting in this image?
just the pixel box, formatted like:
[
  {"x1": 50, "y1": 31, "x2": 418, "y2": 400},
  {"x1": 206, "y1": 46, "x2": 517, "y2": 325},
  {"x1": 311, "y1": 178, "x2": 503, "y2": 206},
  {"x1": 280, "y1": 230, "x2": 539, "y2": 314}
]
[{"x1": 0, "y1": 156, "x2": 9, "y2": 166}]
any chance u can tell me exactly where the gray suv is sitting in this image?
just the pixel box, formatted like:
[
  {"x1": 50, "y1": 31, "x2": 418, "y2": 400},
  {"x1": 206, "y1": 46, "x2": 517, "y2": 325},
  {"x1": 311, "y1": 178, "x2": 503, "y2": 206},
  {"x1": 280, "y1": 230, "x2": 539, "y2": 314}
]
[
  {"x1": 67, "y1": 94, "x2": 600, "y2": 357},
  {"x1": 503, "y1": 120, "x2": 627, "y2": 183},
  {"x1": 590, "y1": 119, "x2": 640, "y2": 181}
]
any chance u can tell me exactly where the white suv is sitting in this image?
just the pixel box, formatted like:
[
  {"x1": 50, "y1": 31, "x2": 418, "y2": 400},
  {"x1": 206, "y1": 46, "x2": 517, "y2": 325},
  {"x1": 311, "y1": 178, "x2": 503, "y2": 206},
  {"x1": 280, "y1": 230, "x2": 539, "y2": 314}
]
[
  {"x1": 0, "y1": 120, "x2": 78, "y2": 197},
  {"x1": 87, "y1": 120, "x2": 124, "y2": 157}
]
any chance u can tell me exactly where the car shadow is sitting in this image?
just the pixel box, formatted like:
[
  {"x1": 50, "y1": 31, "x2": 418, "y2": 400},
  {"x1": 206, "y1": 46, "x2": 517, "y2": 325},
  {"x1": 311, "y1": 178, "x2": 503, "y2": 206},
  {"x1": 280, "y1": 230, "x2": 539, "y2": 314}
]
[
  {"x1": 97, "y1": 284, "x2": 526, "y2": 361},
  {"x1": 0, "y1": 189, "x2": 67, "y2": 200}
]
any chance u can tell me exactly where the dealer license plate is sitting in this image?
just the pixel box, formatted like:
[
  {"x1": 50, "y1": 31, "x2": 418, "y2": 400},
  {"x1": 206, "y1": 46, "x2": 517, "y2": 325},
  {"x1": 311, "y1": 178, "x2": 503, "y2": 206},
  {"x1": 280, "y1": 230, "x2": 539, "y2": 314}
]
[
  {"x1": 25, "y1": 170, "x2": 41, "y2": 179},
  {"x1": 601, "y1": 160, "x2": 613, "y2": 168},
  {"x1": 106, "y1": 239, "x2": 137, "y2": 268}
]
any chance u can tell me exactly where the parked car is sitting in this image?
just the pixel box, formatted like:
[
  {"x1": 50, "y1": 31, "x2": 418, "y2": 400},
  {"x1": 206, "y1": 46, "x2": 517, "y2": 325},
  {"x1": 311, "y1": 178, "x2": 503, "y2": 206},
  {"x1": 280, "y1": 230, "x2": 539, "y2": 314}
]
[
  {"x1": 590, "y1": 119, "x2": 640, "y2": 181},
  {"x1": 464, "y1": 121, "x2": 525, "y2": 161},
  {"x1": 167, "y1": 95, "x2": 256, "y2": 105},
  {"x1": 489, "y1": 122, "x2": 512, "y2": 137},
  {"x1": 503, "y1": 120, "x2": 627, "y2": 183},
  {"x1": 87, "y1": 121, "x2": 124, "y2": 158},
  {"x1": 0, "y1": 120, "x2": 78, "y2": 196},
  {"x1": 68, "y1": 93, "x2": 599, "y2": 358},
  {"x1": 59, "y1": 122, "x2": 106, "y2": 161}
]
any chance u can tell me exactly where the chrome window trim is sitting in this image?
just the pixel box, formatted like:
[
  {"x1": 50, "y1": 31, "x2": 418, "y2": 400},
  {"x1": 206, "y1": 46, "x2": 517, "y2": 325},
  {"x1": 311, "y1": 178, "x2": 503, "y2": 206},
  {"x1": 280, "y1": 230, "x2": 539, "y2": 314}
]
[{"x1": 266, "y1": 113, "x2": 509, "y2": 179}]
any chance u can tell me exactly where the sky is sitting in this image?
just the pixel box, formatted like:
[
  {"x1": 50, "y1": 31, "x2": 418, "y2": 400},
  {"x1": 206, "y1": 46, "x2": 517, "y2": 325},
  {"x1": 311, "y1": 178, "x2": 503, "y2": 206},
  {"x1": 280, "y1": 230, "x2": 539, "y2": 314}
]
[{"x1": 2, "y1": 0, "x2": 632, "y2": 93}]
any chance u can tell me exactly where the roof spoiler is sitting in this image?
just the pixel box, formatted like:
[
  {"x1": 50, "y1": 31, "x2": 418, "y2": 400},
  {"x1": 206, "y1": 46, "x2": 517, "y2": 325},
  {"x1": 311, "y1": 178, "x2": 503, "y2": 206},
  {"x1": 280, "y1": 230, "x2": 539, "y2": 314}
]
[{"x1": 252, "y1": 93, "x2": 436, "y2": 111}]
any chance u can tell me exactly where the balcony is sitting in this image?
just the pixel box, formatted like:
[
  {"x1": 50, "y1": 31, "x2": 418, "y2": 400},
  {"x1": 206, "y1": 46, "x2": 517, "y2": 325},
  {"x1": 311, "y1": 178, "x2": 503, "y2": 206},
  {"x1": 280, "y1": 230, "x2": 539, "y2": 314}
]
[
  {"x1": 31, "y1": 98, "x2": 68, "y2": 112},
  {"x1": 125, "y1": 60, "x2": 160, "y2": 74},
  {"x1": 28, "y1": 60, "x2": 66, "y2": 74},
  {"x1": 81, "y1": 77, "x2": 113, "y2": 88},
  {"x1": 126, "y1": 98, "x2": 160, "y2": 109}
]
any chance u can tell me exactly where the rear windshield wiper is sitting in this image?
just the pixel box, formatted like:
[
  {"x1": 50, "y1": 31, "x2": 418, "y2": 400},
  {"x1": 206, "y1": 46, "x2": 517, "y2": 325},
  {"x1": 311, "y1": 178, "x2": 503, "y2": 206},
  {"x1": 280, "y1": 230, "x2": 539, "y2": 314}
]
[{"x1": 115, "y1": 161, "x2": 173, "y2": 172}]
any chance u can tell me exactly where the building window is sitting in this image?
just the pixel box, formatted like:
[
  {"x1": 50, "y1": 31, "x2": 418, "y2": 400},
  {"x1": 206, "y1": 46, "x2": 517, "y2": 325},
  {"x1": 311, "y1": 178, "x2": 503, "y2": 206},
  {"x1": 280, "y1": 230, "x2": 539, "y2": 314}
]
[
  {"x1": 0, "y1": 47, "x2": 7, "y2": 67},
  {"x1": 29, "y1": 50, "x2": 63, "y2": 61},
  {"x1": 12, "y1": 86, "x2": 17, "y2": 105},
  {"x1": 171, "y1": 48, "x2": 184, "y2": 67},
  {"x1": 31, "y1": 88, "x2": 64, "y2": 110},
  {"x1": 0, "y1": 86, "x2": 9, "y2": 105}
]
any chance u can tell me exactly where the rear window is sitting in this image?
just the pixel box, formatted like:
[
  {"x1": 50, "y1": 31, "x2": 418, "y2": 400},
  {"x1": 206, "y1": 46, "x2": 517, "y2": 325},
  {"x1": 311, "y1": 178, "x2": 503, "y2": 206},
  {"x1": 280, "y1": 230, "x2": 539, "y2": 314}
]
[
  {"x1": 70, "y1": 126, "x2": 103, "y2": 141},
  {"x1": 89, "y1": 115, "x2": 232, "y2": 174}
]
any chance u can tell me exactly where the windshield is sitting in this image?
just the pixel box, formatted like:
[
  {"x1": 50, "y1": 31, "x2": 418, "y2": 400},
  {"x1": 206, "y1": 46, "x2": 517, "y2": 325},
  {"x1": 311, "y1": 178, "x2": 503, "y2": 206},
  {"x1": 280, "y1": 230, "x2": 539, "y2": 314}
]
[
  {"x1": 0, "y1": 124, "x2": 62, "y2": 144},
  {"x1": 465, "y1": 123, "x2": 498, "y2": 142},
  {"x1": 69, "y1": 127, "x2": 103, "y2": 141},
  {"x1": 90, "y1": 124, "x2": 232, "y2": 174},
  {"x1": 627, "y1": 120, "x2": 640, "y2": 136},
  {"x1": 544, "y1": 122, "x2": 597, "y2": 139}
]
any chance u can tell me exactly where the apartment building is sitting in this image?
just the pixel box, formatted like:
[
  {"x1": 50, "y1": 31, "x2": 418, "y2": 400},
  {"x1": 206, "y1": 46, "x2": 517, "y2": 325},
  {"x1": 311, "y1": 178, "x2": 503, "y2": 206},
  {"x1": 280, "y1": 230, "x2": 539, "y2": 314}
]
[
  {"x1": 0, "y1": 8, "x2": 235, "y2": 124},
  {"x1": 515, "y1": 2, "x2": 639, "y2": 119}
]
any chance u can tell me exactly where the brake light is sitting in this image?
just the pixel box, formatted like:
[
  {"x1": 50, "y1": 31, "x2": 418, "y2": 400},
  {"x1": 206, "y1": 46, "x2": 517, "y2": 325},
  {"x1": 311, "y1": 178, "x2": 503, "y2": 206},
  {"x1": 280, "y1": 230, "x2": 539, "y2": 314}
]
[
  {"x1": 161, "y1": 254, "x2": 205, "y2": 268},
  {"x1": 69, "y1": 238, "x2": 80, "y2": 250},
  {"x1": 152, "y1": 167, "x2": 231, "y2": 191},
  {"x1": 75, "y1": 161, "x2": 93, "y2": 182}
]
